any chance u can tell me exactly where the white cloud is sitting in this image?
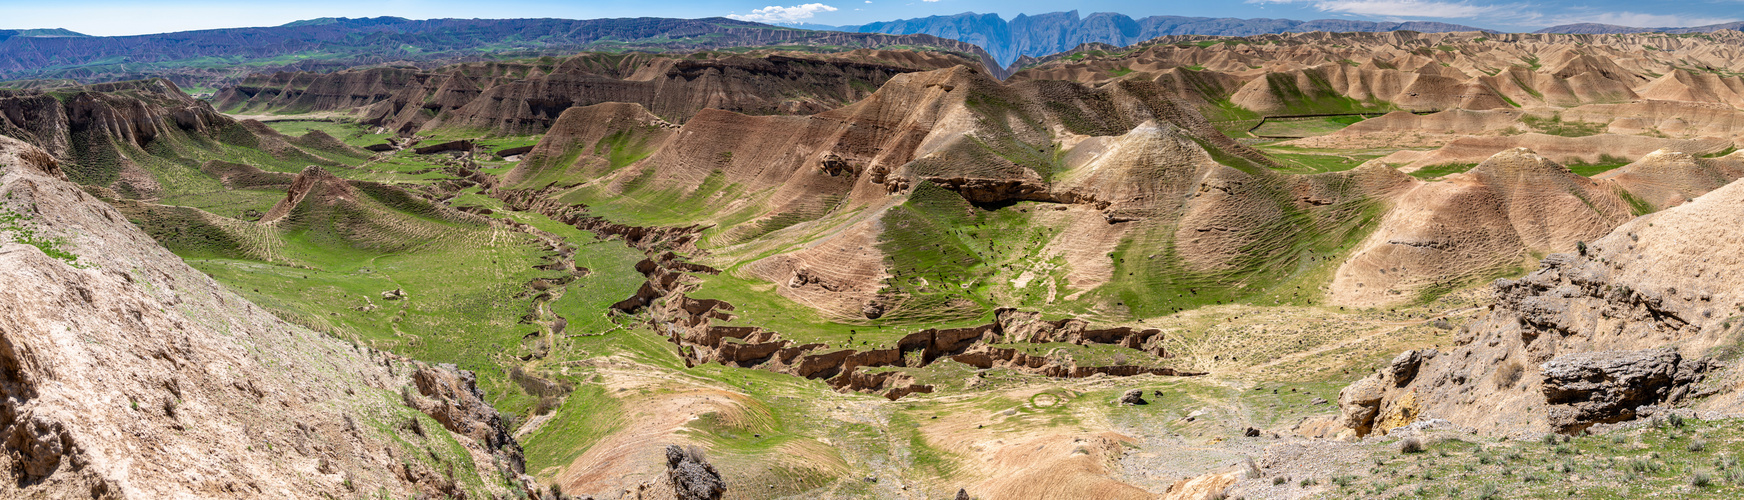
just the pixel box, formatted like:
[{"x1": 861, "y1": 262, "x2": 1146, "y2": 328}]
[{"x1": 726, "y1": 3, "x2": 839, "y2": 24}]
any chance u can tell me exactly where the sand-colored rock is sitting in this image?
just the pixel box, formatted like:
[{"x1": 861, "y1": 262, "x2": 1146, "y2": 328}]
[{"x1": 1338, "y1": 175, "x2": 1744, "y2": 436}]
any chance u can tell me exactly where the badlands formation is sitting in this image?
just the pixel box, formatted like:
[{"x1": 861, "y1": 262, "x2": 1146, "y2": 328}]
[{"x1": 4, "y1": 24, "x2": 1744, "y2": 500}]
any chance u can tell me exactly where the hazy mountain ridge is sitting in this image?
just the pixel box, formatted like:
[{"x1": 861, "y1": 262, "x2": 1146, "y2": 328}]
[
  {"x1": 1536, "y1": 21, "x2": 1744, "y2": 34},
  {"x1": 0, "y1": 28, "x2": 88, "y2": 42},
  {"x1": 820, "y1": 10, "x2": 1489, "y2": 66},
  {"x1": 0, "y1": 17, "x2": 998, "y2": 90}
]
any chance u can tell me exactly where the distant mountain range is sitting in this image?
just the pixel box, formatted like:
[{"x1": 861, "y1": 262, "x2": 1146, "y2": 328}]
[
  {"x1": 0, "y1": 17, "x2": 994, "y2": 90},
  {"x1": 0, "y1": 28, "x2": 88, "y2": 42},
  {"x1": 803, "y1": 11, "x2": 1491, "y2": 66},
  {"x1": 1535, "y1": 21, "x2": 1744, "y2": 34}
]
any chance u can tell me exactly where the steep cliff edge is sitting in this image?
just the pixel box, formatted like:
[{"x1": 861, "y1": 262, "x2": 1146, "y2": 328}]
[
  {"x1": 1337, "y1": 176, "x2": 1744, "y2": 437},
  {"x1": 0, "y1": 134, "x2": 531, "y2": 498}
]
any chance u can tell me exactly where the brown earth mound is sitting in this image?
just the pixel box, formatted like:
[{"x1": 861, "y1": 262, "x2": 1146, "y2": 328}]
[
  {"x1": 1331, "y1": 148, "x2": 1635, "y2": 307},
  {"x1": 1596, "y1": 149, "x2": 1744, "y2": 210},
  {"x1": 1009, "y1": 30, "x2": 1744, "y2": 142}
]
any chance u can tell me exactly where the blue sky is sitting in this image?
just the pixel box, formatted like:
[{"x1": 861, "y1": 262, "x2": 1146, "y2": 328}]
[{"x1": 2, "y1": 0, "x2": 1740, "y2": 36}]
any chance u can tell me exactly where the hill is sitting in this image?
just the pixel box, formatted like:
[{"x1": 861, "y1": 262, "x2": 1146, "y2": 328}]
[
  {"x1": 0, "y1": 132, "x2": 532, "y2": 498},
  {"x1": 0, "y1": 17, "x2": 999, "y2": 91},
  {"x1": 18, "y1": 36, "x2": 1744, "y2": 498},
  {"x1": 1537, "y1": 21, "x2": 1744, "y2": 34},
  {"x1": 835, "y1": 10, "x2": 1490, "y2": 67},
  {"x1": 213, "y1": 49, "x2": 982, "y2": 134},
  {"x1": 0, "y1": 28, "x2": 87, "y2": 41}
]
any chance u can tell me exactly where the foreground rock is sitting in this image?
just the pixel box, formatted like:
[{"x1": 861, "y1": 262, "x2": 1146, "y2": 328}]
[
  {"x1": 1338, "y1": 175, "x2": 1744, "y2": 437},
  {"x1": 0, "y1": 134, "x2": 529, "y2": 497},
  {"x1": 665, "y1": 445, "x2": 725, "y2": 500}
]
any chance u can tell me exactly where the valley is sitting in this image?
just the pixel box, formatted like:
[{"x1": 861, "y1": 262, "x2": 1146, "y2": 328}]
[{"x1": 4, "y1": 12, "x2": 1744, "y2": 500}]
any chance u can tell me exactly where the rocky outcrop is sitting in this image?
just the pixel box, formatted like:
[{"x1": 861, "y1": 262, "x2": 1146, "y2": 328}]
[
  {"x1": 1540, "y1": 348, "x2": 1709, "y2": 432},
  {"x1": 406, "y1": 364, "x2": 526, "y2": 473},
  {"x1": 664, "y1": 445, "x2": 725, "y2": 500},
  {"x1": 0, "y1": 135, "x2": 531, "y2": 498},
  {"x1": 1337, "y1": 176, "x2": 1744, "y2": 437}
]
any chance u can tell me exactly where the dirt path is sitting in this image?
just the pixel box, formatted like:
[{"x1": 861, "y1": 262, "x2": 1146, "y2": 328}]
[{"x1": 1243, "y1": 307, "x2": 1482, "y2": 373}]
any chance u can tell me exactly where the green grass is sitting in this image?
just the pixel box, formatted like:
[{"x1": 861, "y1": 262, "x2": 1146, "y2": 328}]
[
  {"x1": 1522, "y1": 113, "x2": 1607, "y2": 137},
  {"x1": 1409, "y1": 163, "x2": 1478, "y2": 180},
  {"x1": 1335, "y1": 418, "x2": 1744, "y2": 498},
  {"x1": 0, "y1": 207, "x2": 87, "y2": 266},
  {"x1": 1251, "y1": 115, "x2": 1367, "y2": 138},
  {"x1": 522, "y1": 384, "x2": 622, "y2": 476},
  {"x1": 1566, "y1": 155, "x2": 1632, "y2": 177},
  {"x1": 1093, "y1": 173, "x2": 1387, "y2": 317},
  {"x1": 1263, "y1": 151, "x2": 1383, "y2": 173}
]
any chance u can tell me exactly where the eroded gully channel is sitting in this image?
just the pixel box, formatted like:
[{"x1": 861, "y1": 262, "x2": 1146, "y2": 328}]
[{"x1": 485, "y1": 188, "x2": 1206, "y2": 400}]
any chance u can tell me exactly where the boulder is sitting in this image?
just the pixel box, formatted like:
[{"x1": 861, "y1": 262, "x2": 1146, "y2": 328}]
[
  {"x1": 665, "y1": 445, "x2": 726, "y2": 500},
  {"x1": 1117, "y1": 389, "x2": 1147, "y2": 405}
]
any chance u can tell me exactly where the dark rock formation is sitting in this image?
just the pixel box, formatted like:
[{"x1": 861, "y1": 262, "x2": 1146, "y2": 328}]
[
  {"x1": 1117, "y1": 389, "x2": 1147, "y2": 405},
  {"x1": 665, "y1": 445, "x2": 725, "y2": 500}
]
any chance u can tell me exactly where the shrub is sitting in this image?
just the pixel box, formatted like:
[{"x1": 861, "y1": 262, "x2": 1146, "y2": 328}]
[
  {"x1": 1273, "y1": 477, "x2": 1287, "y2": 485},
  {"x1": 1495, "y1": 361, "x2": 1525, "y2": 388},
  {"x1": 1400, "y1": 437, "x2": 1426, "y2": 454},
  {"x1": 1475, "y1": 484, "x2": 1502, "y2": 500},
  {"x1": 1690, "y1": 439, "x2": 1707, "y2": 453},
  {"x1": 1669, "y1": 413, "x2": 1687, "y2": 428},
  {"x1": 1692, "y1": 471, "x2": 1713, "y2": 488}
]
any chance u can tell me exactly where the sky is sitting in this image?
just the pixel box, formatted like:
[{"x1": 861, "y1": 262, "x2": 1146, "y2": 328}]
[{"x1": 1, "y1": 0, "x2": 1740, "y2": 36}]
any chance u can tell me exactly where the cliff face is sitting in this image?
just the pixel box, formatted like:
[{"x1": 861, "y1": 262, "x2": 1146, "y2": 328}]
[
  {"x1": 216, "y1": 51, "x2": 980, "y2": 135},
  {"x1": 1337, "y1": 176, "x2": 1744, "y2": 437},
  {"x1": 0, "y1": 79, "x2": 236, "y2": 195},
  {"x1": 0, "y1": 134, "x2": 531, "y2": 498}
]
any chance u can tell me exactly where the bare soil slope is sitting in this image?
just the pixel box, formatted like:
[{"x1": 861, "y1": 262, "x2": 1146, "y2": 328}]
[{"x1": 0, "y1": 135, "x2": 529, "y2": 498}]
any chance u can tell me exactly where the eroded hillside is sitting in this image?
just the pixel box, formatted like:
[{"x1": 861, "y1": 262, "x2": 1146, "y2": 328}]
[{"x1": 10, "y1": 29, "x2": 1744, "y2": 499}]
